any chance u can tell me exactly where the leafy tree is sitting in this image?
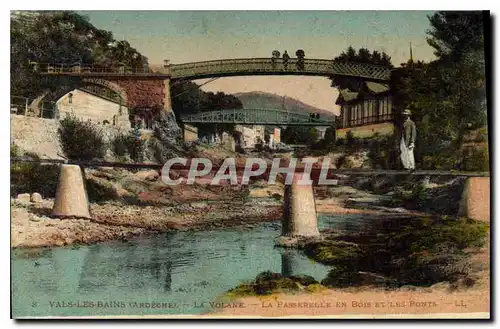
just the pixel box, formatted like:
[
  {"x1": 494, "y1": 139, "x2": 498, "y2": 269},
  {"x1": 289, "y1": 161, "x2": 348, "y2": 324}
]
[
  {"x1": 333, "y1": 46, "x2": 393, "y2": 68},
  {"x1": 331, "y1": 46, "x2": 394, "y2": 89},
  {"x1": 11, "y1": 11, "x2": 148, "y2": 98},
  {"x1": 171, "y1": 81, "x2": 243, "y2": 137},
  {"x1": 323, "y1": 126, "x2": 336, "y2": 147},
  {"x1": 426, "y1": 11, "x2": 485, "y2": 61},
  {"x1": 391, "y1": 11, "x2": 487, "y2": 169},
  {"x1": 58, "y1": 114, "x2": 106, "y2": 161},
  {"x1": 282, "y1": 126, "x2": 318, "y2": 145}
]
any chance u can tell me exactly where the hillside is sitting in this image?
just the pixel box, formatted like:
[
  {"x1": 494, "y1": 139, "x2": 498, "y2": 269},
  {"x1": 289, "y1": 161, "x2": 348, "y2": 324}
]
[{"x1": 234, "y1": 92, "x2": 336, "y2": 118}]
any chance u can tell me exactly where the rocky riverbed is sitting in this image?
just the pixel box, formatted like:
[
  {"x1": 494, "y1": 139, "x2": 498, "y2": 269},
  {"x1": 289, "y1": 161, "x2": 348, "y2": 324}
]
[{"x1": 11, "y1": 197, "x2": 282, "y2": 248}]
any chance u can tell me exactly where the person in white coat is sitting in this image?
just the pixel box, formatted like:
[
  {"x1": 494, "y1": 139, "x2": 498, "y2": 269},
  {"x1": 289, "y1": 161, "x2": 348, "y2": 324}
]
[{"x1": 400, "y1": 109, "x2": 416, "y2": 170}]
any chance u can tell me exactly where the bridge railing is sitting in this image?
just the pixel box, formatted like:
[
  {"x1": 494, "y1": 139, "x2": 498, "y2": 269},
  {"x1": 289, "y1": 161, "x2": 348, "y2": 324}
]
[
  {"x1": 32, "y1": 58, "x2": 391, "y2": 81},
  {"x1": 170, "y1": 58, "x2": 391, "y2": 81},
  {"x1": 10, "y1": 95, "x2": 57, "y2": 118},
  {"x1": 34, "y1": 62, "x2": 163, "y2": 75},
  {"x1": 180, "y1": 108, "x2": 336, "y2": 125}
]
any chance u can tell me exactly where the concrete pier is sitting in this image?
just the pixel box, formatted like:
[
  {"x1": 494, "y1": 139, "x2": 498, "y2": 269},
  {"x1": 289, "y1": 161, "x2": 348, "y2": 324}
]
[
  {"x1": 458, "y1": 177, "x2": 490, "y2": 222},
  {"x1": 282, "y1": 173, "x2": 320, "y2": 237},
  {"x1": 163, "y1": 78, "x2": 172, "y2": 112},
  {"x1": 183, "y1": 123, "x2": 198, "y2": 142},
  {"x1": 52, "y1": 164, "x2": 91, "y2": 219}
]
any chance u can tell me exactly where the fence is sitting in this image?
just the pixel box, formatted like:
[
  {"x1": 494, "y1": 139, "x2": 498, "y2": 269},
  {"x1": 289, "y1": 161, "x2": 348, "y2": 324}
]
[{"x1": 10, "y1": 96, "x2": 58, "y2": 119}]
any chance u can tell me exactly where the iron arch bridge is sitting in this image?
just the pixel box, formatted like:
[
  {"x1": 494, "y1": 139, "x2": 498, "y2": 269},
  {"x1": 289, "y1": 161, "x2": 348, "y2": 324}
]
[
  {"x1": 179, "y1": 108, "x2": 336, "y2": 126},
  {"x1": 35, "y1": 58, "x2": 391, "y2": 82}
]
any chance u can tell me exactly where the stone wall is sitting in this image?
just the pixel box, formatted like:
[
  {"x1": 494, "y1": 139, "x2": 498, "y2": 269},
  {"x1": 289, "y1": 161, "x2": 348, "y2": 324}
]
[
  {"x1": 57, "y1": 89, "x2": 131, "y2": 129},
  {"x1": 183, "y1": 124, "x2": 198, "y2": 142},
  {"x1": 11, "y1": 115, "x2": 62, "y2": 159},
  {"x1": 114, "y1": 79, "x2": 166, "y2": 109},
  {"x1": 10, "y1": 114, "x2": 131, "y2": 160}
]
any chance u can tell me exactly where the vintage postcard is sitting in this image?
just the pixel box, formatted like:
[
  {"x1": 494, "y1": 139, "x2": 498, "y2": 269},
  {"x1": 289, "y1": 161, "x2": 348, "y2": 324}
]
[{"x1": 10, "y1": 10, "x2": 491, "y2": 319}]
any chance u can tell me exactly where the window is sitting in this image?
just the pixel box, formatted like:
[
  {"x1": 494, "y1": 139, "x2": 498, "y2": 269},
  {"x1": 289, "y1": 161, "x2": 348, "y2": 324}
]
[{"x1": 68, "y1": 93, "x2": 73, "y2": 104}]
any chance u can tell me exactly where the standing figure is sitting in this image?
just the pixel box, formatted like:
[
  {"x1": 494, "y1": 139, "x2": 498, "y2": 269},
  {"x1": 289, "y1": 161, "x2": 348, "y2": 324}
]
[
  {"x1": 400, "y1": 109, "x2": 416, "y2": 170},
  {"x1": 282, "y1": 50, "x2": 290, "y2": 70},
  {"x1": 296, "y1": 49, "x2": 305, "y2": 70},
  {"x1": 271, "y1": 50, "x2": 280, "y2": 68}
]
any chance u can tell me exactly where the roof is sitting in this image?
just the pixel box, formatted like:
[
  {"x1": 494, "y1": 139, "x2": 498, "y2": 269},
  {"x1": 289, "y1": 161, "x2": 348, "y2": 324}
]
[
  {"x1": 335, "y1": 89, "x2": 359, "y2": 104},
  {"x1": 365, "y1": 81, "x2": 390, "y2": 94}
]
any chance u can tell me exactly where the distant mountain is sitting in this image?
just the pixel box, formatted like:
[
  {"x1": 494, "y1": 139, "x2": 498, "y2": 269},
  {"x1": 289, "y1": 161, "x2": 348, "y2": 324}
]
[{"x1": 233, "y1": 91, "x2": 336, "y2": 118}]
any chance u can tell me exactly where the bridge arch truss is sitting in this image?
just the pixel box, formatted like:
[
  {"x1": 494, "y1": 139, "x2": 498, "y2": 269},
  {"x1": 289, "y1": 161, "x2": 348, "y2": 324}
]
[{"x1": 180, "y1": 108, "x2": 335, "y2": 126}]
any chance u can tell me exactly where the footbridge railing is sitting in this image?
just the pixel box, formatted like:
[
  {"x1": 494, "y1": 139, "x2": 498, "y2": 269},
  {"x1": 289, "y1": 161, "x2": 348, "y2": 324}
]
[
  {"x1": 179, "y1": 108, "x2": 336, "y2": 126},
  {"x1": 33, "y1": 58, "x2": 392, "y2": 81}
]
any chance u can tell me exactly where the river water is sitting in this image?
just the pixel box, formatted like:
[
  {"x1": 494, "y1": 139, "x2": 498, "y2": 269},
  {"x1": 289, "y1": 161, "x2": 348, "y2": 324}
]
[{"x1": 12, "y1": 214, "x2": 370, "y2": 317}]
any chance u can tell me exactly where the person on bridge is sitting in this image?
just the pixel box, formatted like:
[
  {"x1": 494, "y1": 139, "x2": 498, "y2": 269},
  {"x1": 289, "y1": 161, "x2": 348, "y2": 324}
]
[
  {"x1": 271, "y1": 50, "x2": 280, "y2": 68},
  {"x1": 400, "y1": 109, "x2": 416, "y2": 171},
  {"x1": 282, "y1": 51, "x2": 290, "y2": 70}
]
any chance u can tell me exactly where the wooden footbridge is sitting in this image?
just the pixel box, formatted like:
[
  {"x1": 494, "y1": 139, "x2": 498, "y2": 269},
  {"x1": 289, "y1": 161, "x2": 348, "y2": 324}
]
[
  {"x1": 11, "y1": 157, "x2": 490, "y2": 228},
  {"x1": 11, "y1": 157, "x2": 490, "y2": 177}
]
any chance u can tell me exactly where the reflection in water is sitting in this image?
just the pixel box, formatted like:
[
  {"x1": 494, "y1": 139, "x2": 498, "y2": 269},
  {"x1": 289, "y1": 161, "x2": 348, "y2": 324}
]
[{"x1": 12, "y1": 215, "x2": 370, "y2": 317}]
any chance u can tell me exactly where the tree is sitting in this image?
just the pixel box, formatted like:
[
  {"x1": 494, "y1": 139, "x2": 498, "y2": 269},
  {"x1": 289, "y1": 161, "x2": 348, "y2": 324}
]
[
  {"x1": 11, "y1": 11, "x2": 148, "y2": 98},
  {"x1": 282, "y1": 126, "x2": 318, "y2": 145},
  {"x1": 333, "y1": 46, "x2": 393, "y2": 68},
  {"x1": 323, "y1": 126, "x2": 336, "y2": 147},
  {"x1": 391, "y1": 11, "x2": 488, "y2": 169},
  {"x1": 331, "y1": 46, "x2": 394, "y2": 89},
  {"x1": 171, "y1": 80, "x2": 244, "y2": 137},
  {"x1": 426, "y1": 12, "x2": 485, "y2": 61},
  {"x1": 426, "y1": 11, "x2": 487, "y2": 134}
]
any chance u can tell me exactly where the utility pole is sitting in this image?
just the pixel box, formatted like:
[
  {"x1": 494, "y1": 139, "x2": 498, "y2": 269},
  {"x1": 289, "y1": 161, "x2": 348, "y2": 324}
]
[{"x1": 409, "y1": 42, "x2": 414, "y2": 70}]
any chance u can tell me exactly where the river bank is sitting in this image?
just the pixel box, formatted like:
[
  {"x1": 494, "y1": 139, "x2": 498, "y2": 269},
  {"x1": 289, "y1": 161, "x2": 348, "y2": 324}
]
[
  {"x1": 10, "y1": 197, "x2": 282, "y2": 248},
  {"x1": 11, "y1": 175, "x2": 435, "y2": 249},
  {"x1": 213, "y1": 232, "x2": 490, "y2": 318}
]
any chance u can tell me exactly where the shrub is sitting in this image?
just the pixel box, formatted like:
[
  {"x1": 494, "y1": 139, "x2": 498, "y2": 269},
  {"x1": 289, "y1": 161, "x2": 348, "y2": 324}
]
[
  {"x1": 110, "y1": 126, "x2": 147, "y2": 162},
  {"x1": 271, "y1": 193, "x2": 282, "y2": 201},
  {"x1": 111, "y1": 132, "x2": 128, "y2": 158},
  {"x1": 11, "y1": 161, "x2": 59, "y2": 197},
  {"x1": 85, "y1": 178, "x2": 117, "y2": 203},
  {"x1": 367, "y1": 135, "x2": 394, "y2": 169},
  {"x1": 235, "y1": 144, "x2": 246, "y2": 154},
  {"x1": 462, "y1": 146, "x2": 489, "y2": 172},
  {"x1": 58, "y1": 114, "x2": 106, "y2": 161},
  {"x1": 11, "y1": 143, "x2": 20, "y2": 157},
  {"x1": 226, "y1": 271, "x2": 318, "y2": 297},
  {"x1": 126, "y1": 125, "x2": 145, "y2": 162}
]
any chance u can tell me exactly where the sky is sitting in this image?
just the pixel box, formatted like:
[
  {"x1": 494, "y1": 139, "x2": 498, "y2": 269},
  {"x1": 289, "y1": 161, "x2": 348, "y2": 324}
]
[{"x1": 79, "y1": 11, "x2": 438, "y2": 114}]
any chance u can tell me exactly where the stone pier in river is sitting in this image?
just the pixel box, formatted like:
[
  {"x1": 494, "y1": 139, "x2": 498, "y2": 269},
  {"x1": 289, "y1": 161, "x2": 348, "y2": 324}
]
[
  {"x1": 459, "y1": 177, "x2": 490, "y2": 222},
  {"x1": 282, "y1": 173, "x2": 320, "y2": 237},
  {"x1": 52, "y1": 164, "x2": 91, "y2": 219}
]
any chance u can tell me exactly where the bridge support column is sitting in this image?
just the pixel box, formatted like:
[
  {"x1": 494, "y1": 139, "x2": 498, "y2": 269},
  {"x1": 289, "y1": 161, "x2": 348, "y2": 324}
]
[
  {"x1": 163, "y1": 78, "x2": 172, "y2": 112},
  {"x1": 282, "y1": 173, "x2": 320, "y2": 237},
  {"x1": 52, "y1": 164, "x2": 91, "y2": 219},
  {"x1": 458, "y1": 177, "x2": 490, "y2": 222},
  {"x1": 182, "y1": 123, "x2": 198, "y2": 142}
]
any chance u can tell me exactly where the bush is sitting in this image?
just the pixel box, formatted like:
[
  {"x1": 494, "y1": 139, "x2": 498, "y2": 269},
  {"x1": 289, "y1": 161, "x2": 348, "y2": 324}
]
[
  {"x1": 11, "y1": 143, "x2": 20, "y2": 157},
  {"x1": 111, "y1": 133, "x2": 129, "y2": 158},
  {"x1": 462, "y1": 147, "x2": 489, "y2": 172},
  {"x1": 367, "y1": 135, "x2": 395, "y2": 169},
  {"x1": 85, "y1": 178, "x2": 117, "y2": 203},
  {"x1": 11, "y1": 161, "x2": 59, "y2": 197},
  {"x1": 271, "y1": 193, "x2": 282, "y2": 201},
  {"x1": 110, "y1": 126, "x2": 147, "y2": 162},
  {"x1": 235, "y1": 144, "x2": 246, "y2": 154},
  {"x1": 227, "y1": 271, "x2": 318, "y2": 297},
  {"x1": 58, "y1": 114, "x2": 106, "y2": 161},
  {"x1": 126, "y1": 125, "x2": 145, "y2": 162}
]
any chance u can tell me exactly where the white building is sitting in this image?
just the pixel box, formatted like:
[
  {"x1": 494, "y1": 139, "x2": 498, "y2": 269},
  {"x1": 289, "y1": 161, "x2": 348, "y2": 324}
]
[
  {"x1": 235, "y1": 125, "x2": 265, "y2": 148},
  {"x1": 56, "y1": 89, "x2": 131, "y2": 129}
]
